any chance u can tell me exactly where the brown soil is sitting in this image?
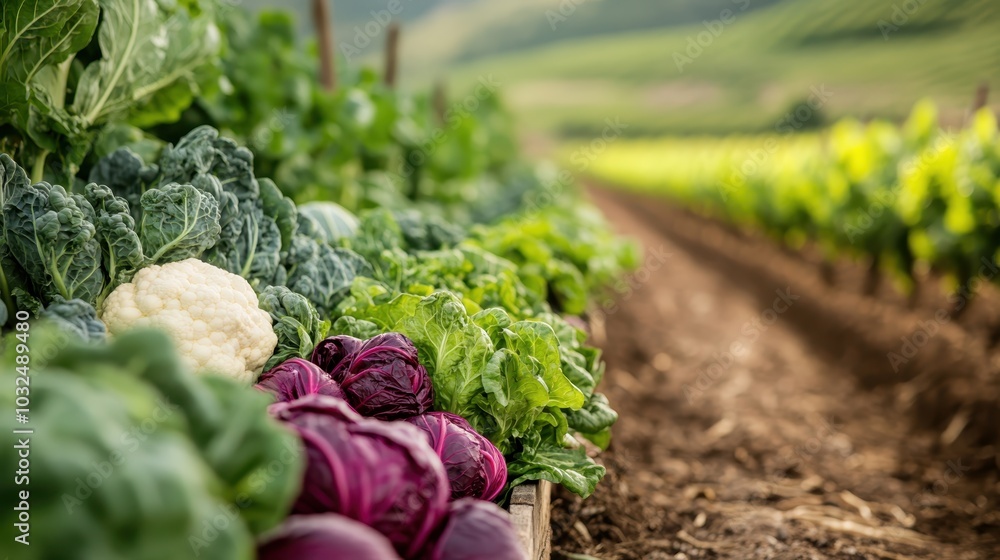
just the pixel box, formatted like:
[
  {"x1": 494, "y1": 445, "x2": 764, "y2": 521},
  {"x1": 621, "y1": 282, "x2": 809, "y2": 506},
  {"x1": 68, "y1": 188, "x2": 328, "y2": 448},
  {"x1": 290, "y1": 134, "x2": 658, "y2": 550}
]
[{"x1": 551, "y1": 187, "x2": 1000, "y2": 560}]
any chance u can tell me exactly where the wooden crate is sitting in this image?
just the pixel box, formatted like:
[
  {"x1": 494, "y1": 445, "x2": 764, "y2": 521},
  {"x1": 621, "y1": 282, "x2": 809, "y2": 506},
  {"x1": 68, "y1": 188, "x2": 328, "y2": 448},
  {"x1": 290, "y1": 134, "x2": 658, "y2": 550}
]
[{"x1": 509, "y1": 481, "x2": 552, "y2": 560}]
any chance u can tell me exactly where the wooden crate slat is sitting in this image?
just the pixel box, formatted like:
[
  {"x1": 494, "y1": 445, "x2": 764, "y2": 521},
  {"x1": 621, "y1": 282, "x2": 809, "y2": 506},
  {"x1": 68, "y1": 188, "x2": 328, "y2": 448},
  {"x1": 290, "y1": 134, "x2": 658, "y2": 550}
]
[{"x1": 509, "y1": 481, "x2": 552, "y2": 560}]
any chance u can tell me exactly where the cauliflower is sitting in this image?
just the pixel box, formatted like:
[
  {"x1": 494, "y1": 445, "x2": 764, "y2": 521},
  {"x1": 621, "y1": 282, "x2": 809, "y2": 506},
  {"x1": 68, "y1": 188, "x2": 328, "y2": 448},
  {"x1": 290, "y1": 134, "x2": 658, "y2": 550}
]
[{"x1": 100, "y1": 259, "x2": 277, "y2": 384}]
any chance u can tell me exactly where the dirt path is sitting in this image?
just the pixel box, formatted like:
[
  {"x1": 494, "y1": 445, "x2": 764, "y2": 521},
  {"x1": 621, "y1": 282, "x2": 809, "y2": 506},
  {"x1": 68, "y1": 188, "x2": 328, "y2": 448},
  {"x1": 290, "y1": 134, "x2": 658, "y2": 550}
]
[{"x1": 551, "y1": 188, "x2": 1000, "y2": 560}]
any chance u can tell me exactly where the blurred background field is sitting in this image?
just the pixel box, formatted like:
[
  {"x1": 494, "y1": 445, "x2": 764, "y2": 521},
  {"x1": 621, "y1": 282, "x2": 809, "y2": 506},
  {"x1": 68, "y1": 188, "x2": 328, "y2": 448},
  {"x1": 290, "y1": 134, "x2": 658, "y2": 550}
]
[{"x1": 247, "y1": 0, "x2": 1000, "y2": 138}]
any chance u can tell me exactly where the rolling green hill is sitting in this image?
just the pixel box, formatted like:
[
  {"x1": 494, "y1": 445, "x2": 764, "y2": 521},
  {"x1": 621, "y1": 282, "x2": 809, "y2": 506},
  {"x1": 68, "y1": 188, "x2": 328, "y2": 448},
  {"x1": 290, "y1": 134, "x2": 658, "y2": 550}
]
[
  {"x1": 423, "y1": 0, "x2": 1000, "y2": 137},
  {"x1": 231, "y1": 0, "x2": 1000, "y2": 138}
]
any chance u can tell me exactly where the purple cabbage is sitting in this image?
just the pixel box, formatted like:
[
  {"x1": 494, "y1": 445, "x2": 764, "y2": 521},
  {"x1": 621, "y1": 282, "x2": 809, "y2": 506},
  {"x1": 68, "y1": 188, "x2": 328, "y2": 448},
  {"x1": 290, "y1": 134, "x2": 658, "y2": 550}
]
[
  {"x1": 310, "y1": 333, "x2": 433, "y2": 420},
  {"x1": 271, "y1": 395, "x2": 449, "y2": 558},
  {"x1": 405, "y1": 412, "x2": 507, "y2": 501},
  {"x1": 258, "y1": 514, "x2": 401, "y2": 560},
  {"x1": 256, "y1": 358, "x2": 345, "y2": 403},
  {"x1": 310, "y1": 335, "x2": 365, "y2": 378},
  {"x1": 424, "y1": 499, "x2": 527, "y2": 560}
]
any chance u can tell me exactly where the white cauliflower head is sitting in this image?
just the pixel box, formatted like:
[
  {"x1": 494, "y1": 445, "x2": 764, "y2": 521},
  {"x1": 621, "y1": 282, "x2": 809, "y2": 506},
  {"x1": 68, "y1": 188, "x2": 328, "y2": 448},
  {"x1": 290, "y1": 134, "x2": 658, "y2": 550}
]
[{"x1": 100, "y1": 258, "x2": 277, "y2": 384}]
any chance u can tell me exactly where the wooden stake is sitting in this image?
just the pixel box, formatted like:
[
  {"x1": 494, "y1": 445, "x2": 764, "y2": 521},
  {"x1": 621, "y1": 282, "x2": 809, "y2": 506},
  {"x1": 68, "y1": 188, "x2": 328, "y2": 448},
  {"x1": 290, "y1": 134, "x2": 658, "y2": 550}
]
[
  {"x1": 313, "y1": 0, "x2": 336, "y2": 91},
  {"x1": 973, "y1": 82, "x2": 989, "y2": 111},
  {"x1": 384, "y1": 22, "x2": 400, "y2": 88},
  {"x1": 432, "y1": 80, "x2": 447, "y2": 124}
]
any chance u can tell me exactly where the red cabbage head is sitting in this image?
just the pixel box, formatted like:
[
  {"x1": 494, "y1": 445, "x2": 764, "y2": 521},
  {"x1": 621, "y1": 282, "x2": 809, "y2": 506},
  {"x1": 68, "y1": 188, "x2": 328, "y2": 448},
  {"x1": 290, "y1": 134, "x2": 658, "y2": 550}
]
[
  {"x1": 271, "y1": 395, "x2": 449, "y2": 558},
  {"x1": 423, "y1": 499, "x2": 527, "y2": 560},
  {"x1": 257, "y1": 514, "x2": 401, "y2": 560},
  {"x1": 255, "y1": 358, "x2": 345, "y2": 403},
  {"x1": 405, "y1": 412, "x2": 507, "y2": 501},
  {"x1": 311, "y1": 333, "x2": 433, "y2": 420}
]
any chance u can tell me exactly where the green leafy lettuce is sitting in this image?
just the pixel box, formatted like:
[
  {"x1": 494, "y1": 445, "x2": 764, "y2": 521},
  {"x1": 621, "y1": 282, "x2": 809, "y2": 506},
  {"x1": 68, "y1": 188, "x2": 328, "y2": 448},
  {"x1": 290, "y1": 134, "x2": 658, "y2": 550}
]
[{"x1": 332, "y1": 289, "x2": 606, "y2": 497}]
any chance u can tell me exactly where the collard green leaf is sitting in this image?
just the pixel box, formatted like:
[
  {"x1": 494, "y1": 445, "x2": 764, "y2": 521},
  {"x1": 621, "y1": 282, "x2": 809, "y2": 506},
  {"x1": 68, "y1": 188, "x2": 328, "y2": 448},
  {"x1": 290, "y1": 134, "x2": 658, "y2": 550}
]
[
  {"x1": 139, "y1": 182, "x2": 221, "y2": 263},
  {"x1": 0, "y1": 0, "x2": 99, "y2": 84},
  {"x1": 3, "y1": 180, "x2": 103, "y2": 304},
  {"x1": 70, "y1": 0, "x2": 219, "y2": 126}
]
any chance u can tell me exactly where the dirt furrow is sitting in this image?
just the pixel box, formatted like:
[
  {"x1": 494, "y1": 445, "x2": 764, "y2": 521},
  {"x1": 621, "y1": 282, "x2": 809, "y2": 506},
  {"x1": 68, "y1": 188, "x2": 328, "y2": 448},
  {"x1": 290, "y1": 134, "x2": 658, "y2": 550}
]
[{"x1": 551, "y1": 188, "x2": 1000, "y2": 560}]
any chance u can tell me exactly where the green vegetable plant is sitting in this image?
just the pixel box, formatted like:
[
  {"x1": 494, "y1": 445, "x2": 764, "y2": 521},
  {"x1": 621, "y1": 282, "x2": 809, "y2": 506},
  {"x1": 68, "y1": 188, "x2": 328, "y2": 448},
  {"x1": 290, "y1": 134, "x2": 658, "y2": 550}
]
[
  {"x1": 0, "y1": 0, "x2": 221, "y2": 184},
  {"x1": 0, "y1": 326, "x2": 303, "y2": 559}
]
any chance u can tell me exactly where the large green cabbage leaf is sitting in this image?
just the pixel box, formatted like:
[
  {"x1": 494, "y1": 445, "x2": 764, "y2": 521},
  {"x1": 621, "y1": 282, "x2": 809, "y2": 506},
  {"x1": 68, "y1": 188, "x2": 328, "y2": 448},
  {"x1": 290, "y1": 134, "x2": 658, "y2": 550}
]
[{"x1": 0, "y1": 0, "x2": 219, "y2": 183}]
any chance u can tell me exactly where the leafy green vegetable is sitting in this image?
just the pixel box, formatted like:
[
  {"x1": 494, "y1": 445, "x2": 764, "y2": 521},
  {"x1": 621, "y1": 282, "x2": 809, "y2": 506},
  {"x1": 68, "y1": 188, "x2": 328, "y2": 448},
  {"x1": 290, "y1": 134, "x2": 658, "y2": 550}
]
[
  {"x1": 507, "y1": 444, "x2": 606, "y2": 498},
  {"x1": 0, "y1": 0, "x2": 219, "y2": 183},
  {"x1": 472, "y1": 204, "x2": 641, "y2": 315},
  {"x1": 139, "y1": 182, "x2": 221, "y2": 262},
  {"x1": 332, "y1": 289, "x2": 605, "y2": 497},
  {"x1": 283, "y1": 235, "x2": 372, "y2": 316},
  {"x1": 3, "y1": 179, "x2": 104, "y2": 303},
  {"x1": 258, "y1": 285, "x2": 330, "y2": 371},
  {"x1": 565, "y1": 393, "x2": 618, "y2": 450},
  {"x1": 37, "y1": 295, "x2": 106, "y2": 342},
  {"x1": 296, "y1": 200, "x2": 359, "y2": 245},
  {"x1": 83, "y1": 181, "x2": 143, "y2": 298},
  {"x1": 0, "y1": 327, "x2": 303, "y2": 559}
]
